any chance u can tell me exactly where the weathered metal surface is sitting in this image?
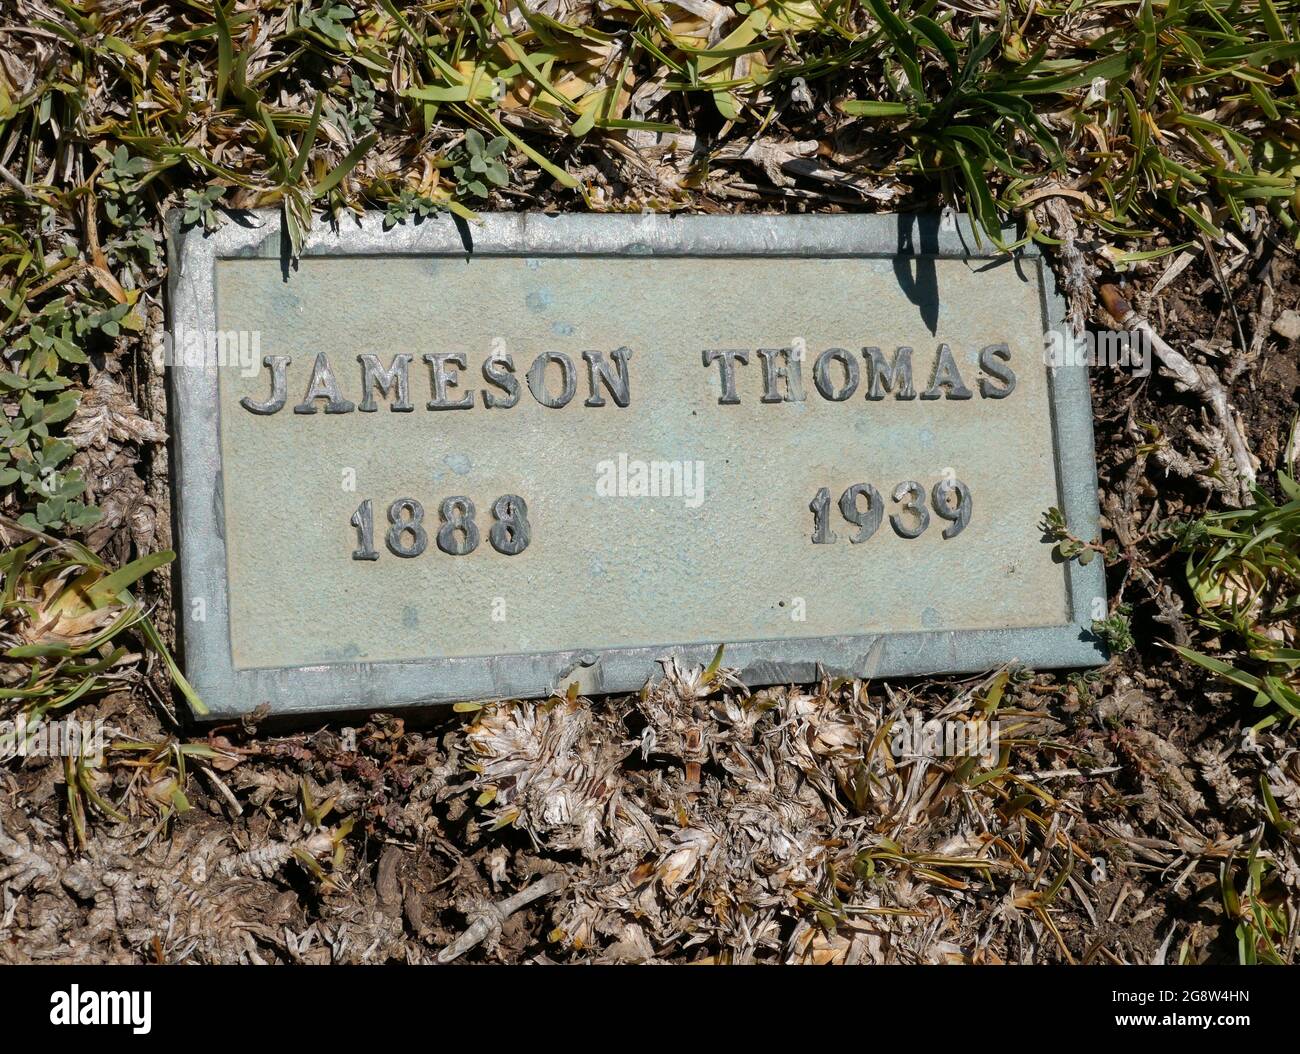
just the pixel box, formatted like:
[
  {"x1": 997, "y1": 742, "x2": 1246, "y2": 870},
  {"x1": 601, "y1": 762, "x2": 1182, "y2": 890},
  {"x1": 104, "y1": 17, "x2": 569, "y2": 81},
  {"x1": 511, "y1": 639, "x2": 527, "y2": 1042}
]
[{"x1": 167, "y1": 211, "x2": 1105, "y2": 718}]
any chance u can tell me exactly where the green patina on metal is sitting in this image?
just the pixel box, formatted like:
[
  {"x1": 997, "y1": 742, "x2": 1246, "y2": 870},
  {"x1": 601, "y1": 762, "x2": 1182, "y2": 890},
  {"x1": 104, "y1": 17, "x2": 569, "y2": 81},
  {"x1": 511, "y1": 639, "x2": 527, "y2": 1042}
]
[{"x1": 168, "y1": 211, "x2": 1105, "y2": 717}]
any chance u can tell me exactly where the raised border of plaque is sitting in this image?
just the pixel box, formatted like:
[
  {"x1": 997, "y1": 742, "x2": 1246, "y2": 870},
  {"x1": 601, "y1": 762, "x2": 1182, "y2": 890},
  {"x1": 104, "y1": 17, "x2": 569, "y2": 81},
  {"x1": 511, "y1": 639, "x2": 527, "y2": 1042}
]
[{"x1": 167, "y1": 211, "x2": 1106, "y2": 718}]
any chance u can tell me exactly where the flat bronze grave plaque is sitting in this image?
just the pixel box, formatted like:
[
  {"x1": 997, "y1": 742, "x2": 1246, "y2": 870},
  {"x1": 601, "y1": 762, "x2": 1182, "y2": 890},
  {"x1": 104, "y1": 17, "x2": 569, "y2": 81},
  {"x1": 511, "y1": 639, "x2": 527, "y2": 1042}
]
[{"x1": 168, "y1": 212, "x2": 1105, "y2": 717}]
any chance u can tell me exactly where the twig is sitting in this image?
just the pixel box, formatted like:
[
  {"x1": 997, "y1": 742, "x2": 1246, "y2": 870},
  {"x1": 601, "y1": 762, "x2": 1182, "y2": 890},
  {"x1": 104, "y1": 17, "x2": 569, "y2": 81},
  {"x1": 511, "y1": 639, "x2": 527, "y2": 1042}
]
[
  {"x1": 0, "y1": 162, "x2": 32, "y2": 199},
  {"x1": 198, "y1": 764, "x2": 244, "y2": 817},
  {"x1": 1100, "y1": 283, "x2": 1257, "y2": 502},
  {"x1": 1198, "y1": 234, "x2": 1249, "y2": 359},
  {"x1": 1038, "y1": 195, "x2": 1094, "y2": 336},
  {"x1": 436, "y1": 872, "x2": 567, "y2": 963},
  {"x1": 1026, "y1": 766, "x2": 1121, "y2": 781},
  {"x1": 26, "y1": 259, "x2": 89, "y2": 300}
]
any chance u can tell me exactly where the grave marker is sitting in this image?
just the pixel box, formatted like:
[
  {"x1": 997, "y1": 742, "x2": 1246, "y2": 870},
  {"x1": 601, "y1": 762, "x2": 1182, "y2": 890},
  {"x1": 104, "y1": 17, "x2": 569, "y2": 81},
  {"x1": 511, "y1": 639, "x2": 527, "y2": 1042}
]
[{"x1": 167, "y1": 212, "x2": 1105, "y2": 717}]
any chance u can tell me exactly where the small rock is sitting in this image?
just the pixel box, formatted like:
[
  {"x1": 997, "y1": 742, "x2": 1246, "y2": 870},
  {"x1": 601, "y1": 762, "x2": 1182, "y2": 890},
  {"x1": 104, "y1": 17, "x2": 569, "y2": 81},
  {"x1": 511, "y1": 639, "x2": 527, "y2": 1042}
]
[{"x1": 1272, "y1": 309, "x2": 1300, "y2": 342}]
